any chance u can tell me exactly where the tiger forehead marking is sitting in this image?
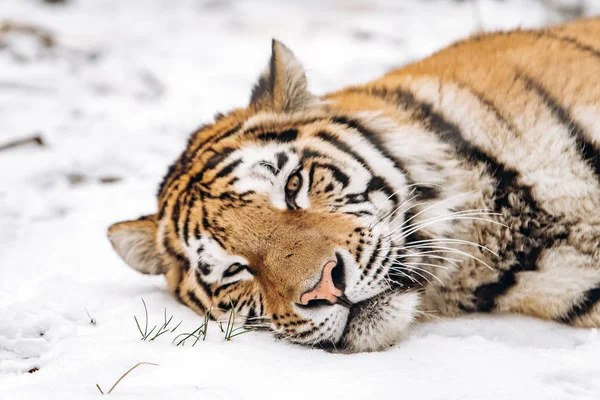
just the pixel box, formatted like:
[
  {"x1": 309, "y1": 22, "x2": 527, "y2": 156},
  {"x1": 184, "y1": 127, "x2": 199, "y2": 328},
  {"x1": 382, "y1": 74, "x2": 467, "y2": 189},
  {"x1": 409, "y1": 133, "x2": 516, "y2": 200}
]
[{"x1": 109, "y1": 18, "x2": 600, "y2": 353}]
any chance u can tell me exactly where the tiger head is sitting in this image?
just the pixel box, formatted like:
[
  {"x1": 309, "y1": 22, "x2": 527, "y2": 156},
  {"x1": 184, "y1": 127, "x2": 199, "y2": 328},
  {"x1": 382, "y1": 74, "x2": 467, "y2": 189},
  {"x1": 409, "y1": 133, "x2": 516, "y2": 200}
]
[{"x1": 108, "y1": 40, "x2": 453, "y2": 353}]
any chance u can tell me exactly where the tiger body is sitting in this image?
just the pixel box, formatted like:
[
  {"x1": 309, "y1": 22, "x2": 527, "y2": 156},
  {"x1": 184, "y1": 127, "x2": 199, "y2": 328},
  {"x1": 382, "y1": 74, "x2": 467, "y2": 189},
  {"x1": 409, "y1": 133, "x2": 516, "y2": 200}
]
[{"x1": 109, "y1": 17, "x2": 600, "y2": 353}]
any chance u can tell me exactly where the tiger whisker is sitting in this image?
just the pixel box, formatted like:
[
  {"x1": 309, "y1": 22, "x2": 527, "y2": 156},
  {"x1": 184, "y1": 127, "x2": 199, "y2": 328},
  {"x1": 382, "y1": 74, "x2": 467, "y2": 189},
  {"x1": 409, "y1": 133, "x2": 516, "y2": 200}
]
[
  {"x1": 398, "y1": 244, "x2": 495, "y2": 270},
  {"x1": 389, "y1": 268, "x2": 434, "y2": 286},
  {"x1": 397, "y1": 251, "x2": 463, "y2": 264},
  {"x1": 390, "y1": 263, "x2": 445, "y2": 286},
  {"x1": 392, "y1": 215, "x2": 507, "y2": 243},
  {"x1": 385, "y1": 209, "x2": 497, "y2": 240},
  {"x1": 370, "y1": 189, "x2": 421, "y2": 229},
  {"x1": 375, "y1": 253, "x2": 457, "y2": 269},
  {"x1": 387, "y1": 190, "x2": 477, "y2": 230},
  {"x1": 369, "y1": 186, "x2": 417, "y2": 228},
  {"x1": 396, "y1": 260, "x2": 449, "y2": 271},
  {"x1": 387, "y1": 269, "x2": 423, "y2": 286},
  {"x1": 370, "y1": 181, "x2": 446, "y2": 229},
  {"x1": 413, "y1": 309, "x2": 443, "y2": 322},
  {"x1": 387, "y1": 209, "x2": 501, "y2": 239},
  {"x1": 372, "y1": 192, "x2": 420, "y2": 230},
  {"x1": 393, "y1": 237, "x2": 500, "y2": 257},
  {"x1": 385, "y1": 199, "x2": 431, "y2": 228}
]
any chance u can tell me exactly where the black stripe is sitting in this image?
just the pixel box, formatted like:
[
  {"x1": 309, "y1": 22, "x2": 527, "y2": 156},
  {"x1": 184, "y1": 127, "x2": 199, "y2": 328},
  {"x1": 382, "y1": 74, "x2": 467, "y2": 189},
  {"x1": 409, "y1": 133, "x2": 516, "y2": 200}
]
[
  {"x1": 275, "y1": 152, "x2": 289, "y2": 173},
  {"x1": 217, "y1": 298, "x2": 238, "y2": 312},
  {"x1": 162, "y1": 124, "x2": 241, "y2": 203},
  {"x1": 171, "y1": 198, "x2": 182, "y2": 235},
  {"x1": 453, "y1": 81, "x2": 521, "y2": 136},
  {"x1": 362, "y1": 236, "x2": 382, "y2": 275},
  {"x1": 469, "y1": 233, "x2": 570, "y2": 313},
  {"x1": 194, "y1": 270, "x2": 213, "y2": 297},
  {"x1": 214, "y1": 281, "x2": 237, "y2": 298},
  {"x1": 184, "y1": 124, "x2": 213, "y2": 162},
  {"x1": 331, "y1": 116, "x2": 406, "y2": 172},
  {"x1": 301, "y1": 148, "x2": 327, "y2": 161},
  {"x1": 519, "y1": 72, "x2": 600, "y2": 179},
  {"x1": 344, "y1": 211, "x2": 373, "y2": 217},
  {"x1": 400, "y1": 209, "x2": 432, "y2": 246},
  {"x1": 309, "y1": 162, "x2": 350, "y2": 189},
  {"x1": 330, "y1": 115, "x2": 440, "y2": 201},
  {"x1": 186, "y1": 124, "x2": 241, "y2": 169},
  {"x1": 362, "y1": 86, "x2": 544, "y2": 211},
  {"x1": 557, "y1": 287, "x2": 600, "y2": 324},
  {"x1": 257, "y1": 129, "x2": 298, "y2": 142},
  {"x1": 396, "y1": 88, "x2": 507, "y2": 168},
  {"x1": 209, "y1": 158, "x2": 243, "y2": 184},
  {"x1": 182, "y1": 192, "x2": 194, "y2": 245},
  {"x1": 179, "y1": 148, "x2": 238, "y2": 215},
  {"x1": 162, "y1": 234, "x2": 189, "y2": 268},
  {"x1": 203, "y1": 148, "x2": 236, "y2": 175},
  {"x1": 542, "y1": 31, "x2": 600, "y2": 60},
  {"x1": 469, "y1": 272, "x2": 518, "y2": 312},
  {"x1": 245, "y1": 306, "x2": 258, "y2": 325},
  {"x1": 316, "y1": 131, "x2": 372, "y2": 172},
  {"x1": 315, "y1": 130, "x2": 397, "y2": 205},
  {"x1": 187, "y1": 289, "x2": 209, "y2": 311},
  {"x1": 200, "y1": 192, "x2": 210, "y2": 230},
  {"x1": 367, "y1": 176, "x2": 394, "y2": 198},
  {"x1": 382, "y1": 248, "x2": 416, "y2": 288},
  {"x1": 162, "y1": 126, "x2": 240, "y2": 204}
]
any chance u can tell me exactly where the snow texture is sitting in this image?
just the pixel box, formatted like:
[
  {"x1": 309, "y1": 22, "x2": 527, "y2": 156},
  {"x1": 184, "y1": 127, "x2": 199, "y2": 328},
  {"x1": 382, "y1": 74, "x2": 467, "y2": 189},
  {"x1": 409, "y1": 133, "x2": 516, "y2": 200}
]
[{"x1": 2, "y1": 0, "x2": 600, "y2": 399}]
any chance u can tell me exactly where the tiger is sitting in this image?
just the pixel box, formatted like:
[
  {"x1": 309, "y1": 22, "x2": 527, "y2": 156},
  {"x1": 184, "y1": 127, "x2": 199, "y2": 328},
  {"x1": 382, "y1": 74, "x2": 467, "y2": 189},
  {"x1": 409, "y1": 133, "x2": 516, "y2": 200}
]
[{"x1": 108, "y1": 17, "x2": 600, "y2": 353}]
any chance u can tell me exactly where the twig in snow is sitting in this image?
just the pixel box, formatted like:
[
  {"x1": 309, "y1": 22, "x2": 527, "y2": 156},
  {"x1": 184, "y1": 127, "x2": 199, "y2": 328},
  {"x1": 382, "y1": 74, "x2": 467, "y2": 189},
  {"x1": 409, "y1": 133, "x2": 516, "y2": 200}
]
[
  {"x1": 95, "y1": 362, "x2": 158, "y2": 395},
  {"x1": 172, "y1": 324, "x2": 205, "y2": 346},
  {"x1": 134, "y1": 299, "x2": 157, "y2": 340},
  {"x1": 149, "y1": 308, "x2": 182, "y2": 341},
  {"x1": 0, "y1": 21, "x2": 55, "y2": 48},
  {"x1": 133, "y1": 299, "x2": 182, "y2": 341},
  {"x1": 84, "y1": 308, "x2": 97, "y2": 325},
  {"x1": 0, "y1": 134, "x2": 45, "y2": 152},
  {"x1": 219, "y1": 298, "x2": 255, "y2": 341}
]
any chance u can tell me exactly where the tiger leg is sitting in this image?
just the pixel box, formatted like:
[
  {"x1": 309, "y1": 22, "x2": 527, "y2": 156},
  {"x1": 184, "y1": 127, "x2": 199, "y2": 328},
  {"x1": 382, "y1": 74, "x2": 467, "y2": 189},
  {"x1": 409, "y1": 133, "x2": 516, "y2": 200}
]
[{"x1": 490, "y1": 242, "x2": 600, "y2": 327}]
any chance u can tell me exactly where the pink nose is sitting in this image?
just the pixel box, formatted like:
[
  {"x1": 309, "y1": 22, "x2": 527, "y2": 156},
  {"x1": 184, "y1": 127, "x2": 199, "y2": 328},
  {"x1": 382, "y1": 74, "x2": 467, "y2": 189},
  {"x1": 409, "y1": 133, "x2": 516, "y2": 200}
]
[{"x1": 300, "y1": 261, "x2": 343, "y2": 305}]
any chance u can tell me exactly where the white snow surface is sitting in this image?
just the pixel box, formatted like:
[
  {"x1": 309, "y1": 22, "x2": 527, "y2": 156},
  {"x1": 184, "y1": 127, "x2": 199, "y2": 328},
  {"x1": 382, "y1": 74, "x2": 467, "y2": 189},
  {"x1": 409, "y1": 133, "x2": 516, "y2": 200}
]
[{"x1": 2, "y1": 0, "x2": 600, "y2": 399}]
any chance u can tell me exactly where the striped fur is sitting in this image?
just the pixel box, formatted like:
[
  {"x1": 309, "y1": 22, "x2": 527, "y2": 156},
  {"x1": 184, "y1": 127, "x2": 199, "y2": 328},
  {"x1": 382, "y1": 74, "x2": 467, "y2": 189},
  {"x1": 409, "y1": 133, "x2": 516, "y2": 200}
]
[{"x1": 108, "y1": 18, "x2": 600, "y2": 353}]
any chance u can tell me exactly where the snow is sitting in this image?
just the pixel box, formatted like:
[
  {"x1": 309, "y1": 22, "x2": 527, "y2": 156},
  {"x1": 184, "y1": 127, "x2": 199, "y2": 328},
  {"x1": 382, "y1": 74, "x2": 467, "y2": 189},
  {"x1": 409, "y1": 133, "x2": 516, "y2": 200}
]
[{"x1": 1, "y1": 0, "x2": 600, "y2": 398}]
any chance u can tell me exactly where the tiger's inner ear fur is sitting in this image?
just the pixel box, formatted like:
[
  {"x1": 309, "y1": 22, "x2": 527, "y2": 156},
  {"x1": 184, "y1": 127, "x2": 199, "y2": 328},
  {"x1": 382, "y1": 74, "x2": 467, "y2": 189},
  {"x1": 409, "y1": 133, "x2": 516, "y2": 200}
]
[
  {"x1": 249, "y1": 39, "x2": 318, "y2": 112},
  {"x1": 107, "y1": 214, "x2": 166, "y2": 275}
]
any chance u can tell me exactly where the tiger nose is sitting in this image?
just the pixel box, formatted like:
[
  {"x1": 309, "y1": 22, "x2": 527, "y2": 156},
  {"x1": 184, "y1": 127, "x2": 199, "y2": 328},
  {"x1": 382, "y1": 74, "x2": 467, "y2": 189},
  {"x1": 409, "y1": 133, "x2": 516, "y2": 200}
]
[{"x1": 299, "y1": 258, "x2": 345, "y2": 306}]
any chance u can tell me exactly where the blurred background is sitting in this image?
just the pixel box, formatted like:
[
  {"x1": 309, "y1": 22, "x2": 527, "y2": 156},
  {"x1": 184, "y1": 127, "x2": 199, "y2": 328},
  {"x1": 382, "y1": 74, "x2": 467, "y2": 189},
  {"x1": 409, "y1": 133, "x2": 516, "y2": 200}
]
[{"x1": 2, "y1": 1, "x2": 600, "y2": 396}]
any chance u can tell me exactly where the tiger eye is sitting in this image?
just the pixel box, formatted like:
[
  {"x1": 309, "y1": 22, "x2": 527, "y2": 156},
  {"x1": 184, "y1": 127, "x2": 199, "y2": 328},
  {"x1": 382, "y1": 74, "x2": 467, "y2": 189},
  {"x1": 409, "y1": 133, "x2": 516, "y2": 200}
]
[{"x1": 286, "y1": 174, "x2": 301, "y2": 192}]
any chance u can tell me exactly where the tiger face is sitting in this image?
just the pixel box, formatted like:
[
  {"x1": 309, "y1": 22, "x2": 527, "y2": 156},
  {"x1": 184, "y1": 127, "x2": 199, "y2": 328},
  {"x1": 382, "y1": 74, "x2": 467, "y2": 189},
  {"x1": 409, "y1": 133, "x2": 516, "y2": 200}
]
[{"x1": 108, "y1": 40, "x2": 449, "y2": 352}]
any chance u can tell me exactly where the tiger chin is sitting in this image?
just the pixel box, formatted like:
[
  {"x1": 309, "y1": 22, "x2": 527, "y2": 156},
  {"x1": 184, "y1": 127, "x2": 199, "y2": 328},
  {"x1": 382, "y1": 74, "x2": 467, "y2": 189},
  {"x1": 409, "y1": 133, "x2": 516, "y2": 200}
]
[{"x1": 108, "y1": 17, "x2": 600, "y2": 353}]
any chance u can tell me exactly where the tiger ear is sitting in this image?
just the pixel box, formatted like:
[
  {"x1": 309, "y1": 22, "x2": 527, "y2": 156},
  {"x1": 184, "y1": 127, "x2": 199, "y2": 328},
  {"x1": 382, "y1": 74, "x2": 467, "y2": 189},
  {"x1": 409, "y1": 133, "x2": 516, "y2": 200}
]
[
  {"x1": 107, "y1": 214, "x2": 167, "y2": 275},
  {"x1": 249, "y1": 39, "x2": 318, "y2": 112}
]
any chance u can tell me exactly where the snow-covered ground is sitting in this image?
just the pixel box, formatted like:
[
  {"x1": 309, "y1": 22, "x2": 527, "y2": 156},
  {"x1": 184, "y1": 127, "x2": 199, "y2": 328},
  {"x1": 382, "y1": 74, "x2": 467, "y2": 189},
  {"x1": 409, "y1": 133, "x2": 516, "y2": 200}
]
[{"x1": 2, "y1": 0, "x2": 600, "y2": 398}]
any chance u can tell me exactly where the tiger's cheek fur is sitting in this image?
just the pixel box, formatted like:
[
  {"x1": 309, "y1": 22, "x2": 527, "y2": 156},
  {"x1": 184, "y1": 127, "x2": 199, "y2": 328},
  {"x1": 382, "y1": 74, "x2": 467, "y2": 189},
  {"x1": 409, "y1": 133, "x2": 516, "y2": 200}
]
[{"x1": 340, "y1": 291, "x2": 420, "y2": 353}]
